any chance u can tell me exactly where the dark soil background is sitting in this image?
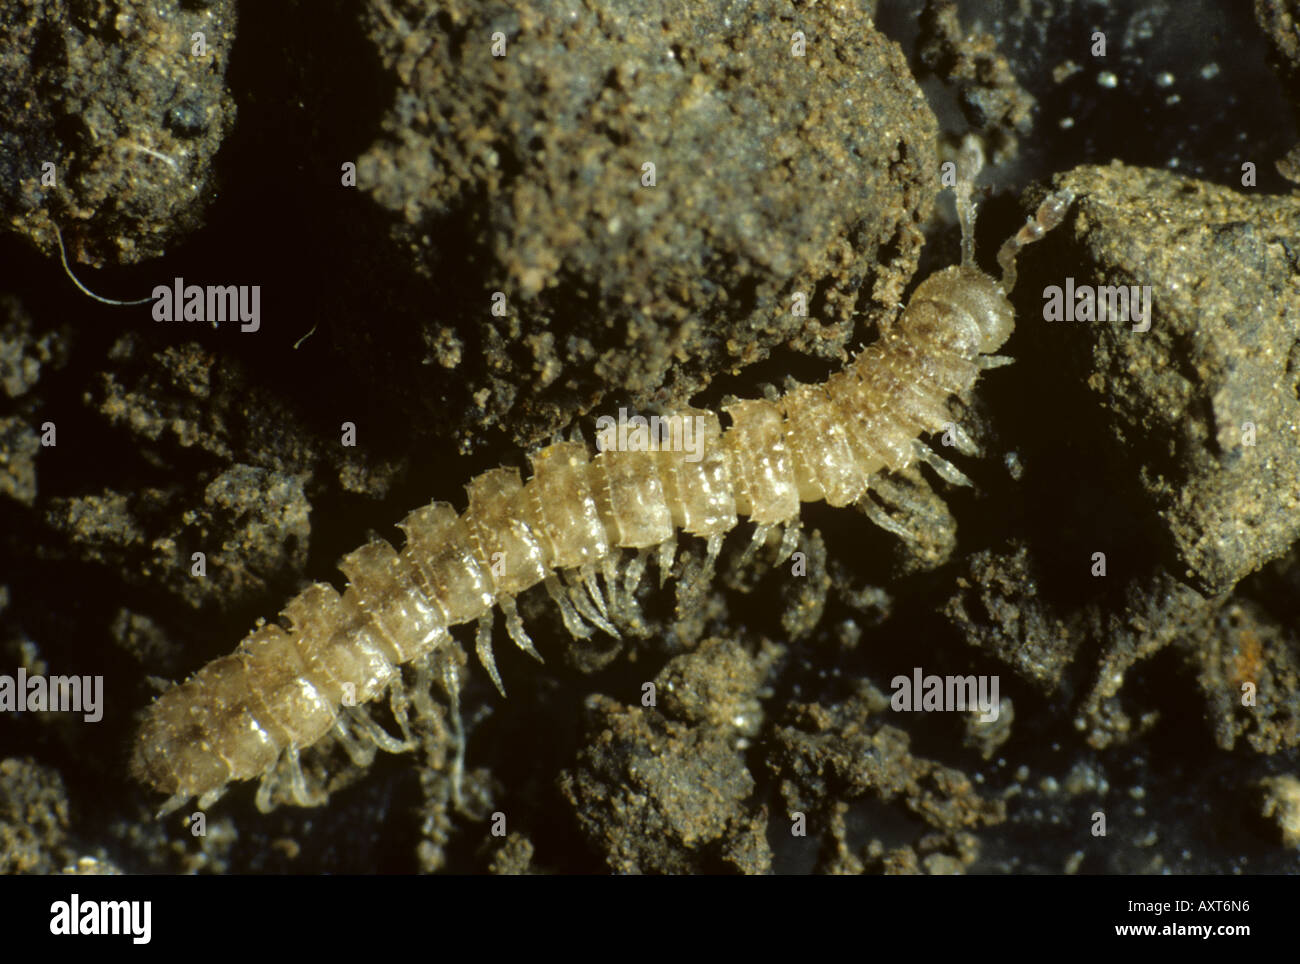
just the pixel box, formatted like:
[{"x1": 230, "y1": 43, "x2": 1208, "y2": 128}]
[{"x1": 1, "y1": 0, "x2": 1298, "y2": 874}]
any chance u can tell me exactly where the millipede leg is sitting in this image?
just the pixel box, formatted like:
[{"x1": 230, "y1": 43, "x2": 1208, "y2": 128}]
[
  {"x1": 704, "y1": 532, "x2": 724, "y2": 575},
  {"x1": 437, "y1": 649, "x2": 466, "y2": 810},
  {"x1": 286, "y1": 753, "x2": 310, "y2": 805},
  {"x1": 913, "y1": 438, "x2": 973, "y2": 487},
  {"x1": 565, "y1": 570, "x2": 620, "y2": 638},
  {"x1": 657, "y1": 534, "x2": 676, "y2": 587},
  {"x1": 544, "y1": 572, "x2": 592, "y2": 639},
  {"x1": 155, "y1": 791, "x2": 188, "y2": 819},
  {"x1": 895, "y1": 376, "x2": 952, "y2": 433},
  {"x1": 409, "y1": 652, "x2": 439, "y2": 722},
  {"x1": 333, "y1": 715, "x2": 377, "y2": 767},
  {"x1": 284, "y1": 746, "x2": 319, "y2": 807},
  {"x1": 499, "y1": 593, "x2": 543, "y2": 662},
  {"x1": 976, "y1": 354, "x2": 1015, "y2": 370},
  {"x1": 674, "y1": 550, "x2": 710, "y2": 618},
  {"x1": 618, "y1": 549, "x2": 649, "y2": 632},
  {"x1": 255, "y1": 768, "x2": 275, "y2": 814},
  {"x1": 475, "y1": 612, "x2": 506, "y2": 697},
  {"x1": 679, "y1": 534, "x2": 724, "y2": 617},
  {"x1": 389, "y1": 678, "x2": 416, "y2": 746},
  {"x1": 197, "y1": 785, "x2": 226, "y2": 811},
  {"x1": 776, "y1": 520, "x2": 802, "y2": 565},
  {"x1": 740, "y1": 523, "x2": 772, "y2": 566},
  {"x1": 600, "y1": 554, "x2": 626, "y2": 626},
  {"x1": 625, "y1": 548, "x2": 649, "y2": 599},
  {"x1": 859, "y1": 495, "x2": 916, "y2": 542},
  {"x1": 349, "y1": 702, "x2": 413, "y2": 754},
  {"x1": 581, "y1": 564, "x2": 610, "y2": 619},
  {"x1": 940, "y1": 415, "x2": 980, "y2": 457}
]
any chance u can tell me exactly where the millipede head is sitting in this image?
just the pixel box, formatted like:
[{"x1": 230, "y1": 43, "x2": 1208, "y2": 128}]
[{"x1": 904, "y1": 264, "x2": 1015, "y2": 355}]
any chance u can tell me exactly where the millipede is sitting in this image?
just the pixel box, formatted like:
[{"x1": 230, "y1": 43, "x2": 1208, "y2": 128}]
[{"x1": 130, "y1": 139, "x2": 1076, "y2": 817}]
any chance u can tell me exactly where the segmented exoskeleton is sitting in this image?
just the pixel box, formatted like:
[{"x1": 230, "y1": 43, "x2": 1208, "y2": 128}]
[{"x1": 131, "y1": 140, "x2": 1075, "y2": 816}]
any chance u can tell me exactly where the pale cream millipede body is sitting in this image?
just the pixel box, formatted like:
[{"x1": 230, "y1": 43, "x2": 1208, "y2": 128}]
[{"x1": 131, "y1": 141, "x2": 1076, "y2": 816}]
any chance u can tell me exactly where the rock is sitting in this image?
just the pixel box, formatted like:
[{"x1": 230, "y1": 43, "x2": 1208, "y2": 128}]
[
  {"x1": 1256, "y1": 0, "x2": 1300, "y2": 96},
  {"x1": 1259, "y1": 773, "x2": 1300, "y2": 848},
  {"x1": 1048, "y1": 163, "x2": 1300, "y2": 595},
  {"x1": 0, "y1": 417, "x2": 39, "y2": 506},
  {"x1": 944, "y1": 542, "x2": 1080, "y2": 694},
  {"x1": 559, "y1": 692, "x2": 771, "y2": 874},
  {"x1": 768, "y1": 683, "x2": 1005, "y2": 830},
  {"x1": 353, "y1": 0, "x2": 938, "y2": 442},
  {"x1": 43, "y1": 465, "x2": 310, "y2": 611},
  {"x1": 1190, "y1": 600, "x2": 1300, "y2": 753},
  {"x1": 0, "y1": 0, "x2": 239, "y2": 266},
  {"x1": 655, "y1": 636, "x2": 780, "y2": 736},
  {"x1": 0, "y1": 757, "x2": 72, "y2": 874},
  {"x1": 917, "y1": 0, "x2": 1035, "y2": 162},
  {"x1": 0, "y1": 295, "x2": 68, "y2": 399}
]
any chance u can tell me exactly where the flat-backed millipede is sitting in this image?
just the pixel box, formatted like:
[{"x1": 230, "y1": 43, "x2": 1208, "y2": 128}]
[{"x1": 131, "y1": 141, "x2": 1076, "y2": 817}]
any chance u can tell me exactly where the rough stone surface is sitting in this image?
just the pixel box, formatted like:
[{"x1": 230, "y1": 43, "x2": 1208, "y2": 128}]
[
  {"x1": 559, "y1": 693, "x2": 771, "y2": 874},
  {"x1": 0, "y1": 0, "x2": 239, "y2": 266},
  {"x1": 655, "y1": 636, "x2": 779, "y2": 736},
  {"x1": 1189, "y1": 600, "x2": 1300, "y2": 754},
  {"x1": 354, "y1": 0, "x2": 938, "y2": 444},
  {"x1": 18, "y1": 333, "x2": 406, "y2": 615},
  {"x1": 0, "y1": 295, "x2": 68, "y2": 399},
  {"x1": 767, "y1": 682, "x2": 1004, "y2": 874},
  {"x1": 1257, "y1": 0, "x2": 1300, "y2": 93},
  {"x1": 0, "y1": 416, "x2": 39, "y2": 506},
  {"x1": 944, "y1": 541, "x2": 1080, "y2": 694},
  {"x1": 917, "y1": 0, "x2": 1035, "y2": 163},
  {"x1": 0, "y1": 757, "x2": 73, "y2": 874},
  {"x1": 1049, "y1": 164, "x2": 1300, "y2": 595},
  {"x1": 42, "y1": 467, "x2": 310, "y2": 611},
  {"x1": 1260, "y1": 774, "x2": 1300, "y2": 848}
]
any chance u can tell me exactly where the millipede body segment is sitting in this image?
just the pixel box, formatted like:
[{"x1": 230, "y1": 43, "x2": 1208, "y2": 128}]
[{"x1": 131, "y1": 146, "x2": 1076, "y2": 816}]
